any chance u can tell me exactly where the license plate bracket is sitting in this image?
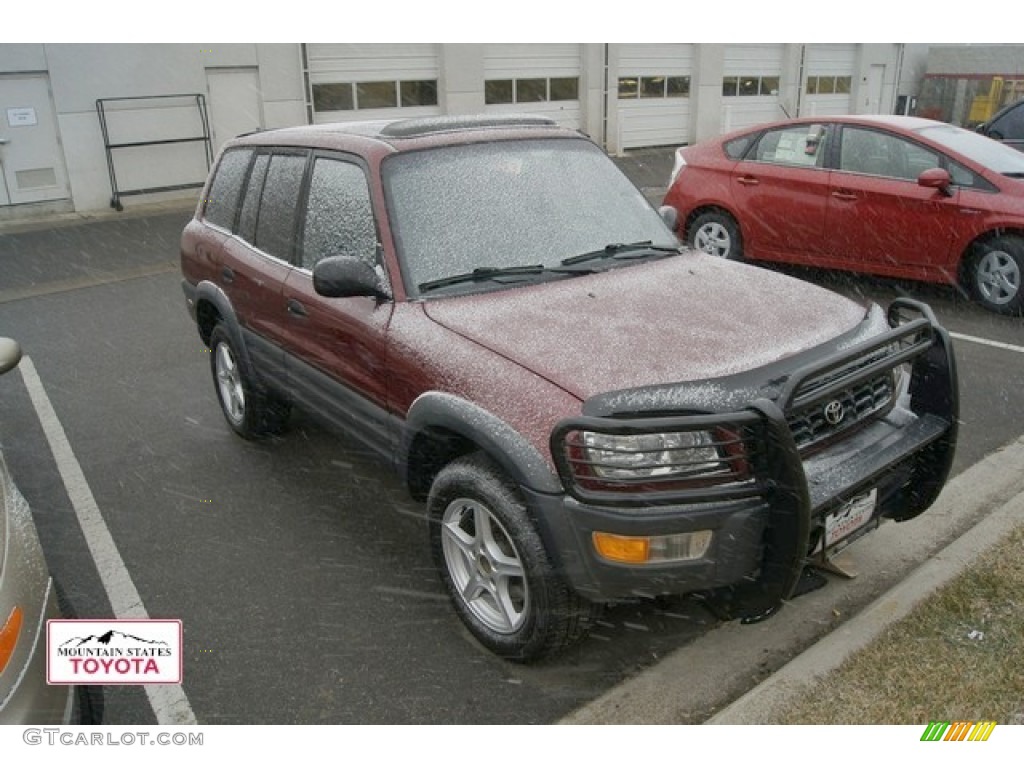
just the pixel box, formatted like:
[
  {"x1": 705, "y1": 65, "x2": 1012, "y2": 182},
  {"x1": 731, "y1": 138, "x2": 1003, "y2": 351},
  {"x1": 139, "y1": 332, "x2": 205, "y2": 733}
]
[{"x1": 824, "y1": 488, "x2": 878, "y2": 549}]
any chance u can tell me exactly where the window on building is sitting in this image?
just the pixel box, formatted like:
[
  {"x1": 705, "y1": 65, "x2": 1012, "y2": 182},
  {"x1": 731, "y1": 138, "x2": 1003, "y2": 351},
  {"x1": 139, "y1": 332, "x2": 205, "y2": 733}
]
[
  {"x1": 400, "y1": 80, "x2": 438, "y2": 107},
  {"x1": 550, "y1": 77, "x2": 579, "y2": 101},
  {"x1": 357, "y1": 81, "x2": 397, "y2": 110},
  {"x1": 806, "y1": 75, "x2": 852, "y2": 96},
  {"x1": 485, "y1": 77, "x2": 579, "y2": 105},
  {"x1": 516, "y1": 78, "x2": 547, "y2": 103},
  {"x1": 667, "y1": 76, "x2": 691, "y2": 97},
  {"x1": 485, "y1": 80, "x2": 514, "y2": 105},
  {"x1": 620, "y1": 75, "x2": 690, "y2": 99},
  {"x1": 641, "y1": 76, "x2": 666, "y2": 98},
  {"x1": 723, "y1": 75, "x2": 781, "y2": 97},
  {"x1": 313, "y1": 80, "x2": 438, "y2": 111},
  {"x1": 312, "y1": 83, "x2": 354, "y2": 112}
]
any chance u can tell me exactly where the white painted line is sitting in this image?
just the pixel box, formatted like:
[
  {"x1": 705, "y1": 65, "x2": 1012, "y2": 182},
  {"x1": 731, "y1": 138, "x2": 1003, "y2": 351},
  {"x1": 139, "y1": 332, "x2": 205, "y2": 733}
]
[
  {"x1": 950, "y1": 331, "x2": 1024, "y2": 355},
  {"x1": 18, "y1": 356, "x2": 197, "y2": 726}
]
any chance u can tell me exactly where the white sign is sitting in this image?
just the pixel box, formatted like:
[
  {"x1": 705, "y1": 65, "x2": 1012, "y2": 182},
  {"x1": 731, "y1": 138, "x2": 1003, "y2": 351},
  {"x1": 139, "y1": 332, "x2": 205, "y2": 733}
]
[
  {"x1": 7, "y1": 107, "x2": 38, "y2": 127},
  {"x1": 47, "y1": 619, "x2": 183, "y2": 685}
]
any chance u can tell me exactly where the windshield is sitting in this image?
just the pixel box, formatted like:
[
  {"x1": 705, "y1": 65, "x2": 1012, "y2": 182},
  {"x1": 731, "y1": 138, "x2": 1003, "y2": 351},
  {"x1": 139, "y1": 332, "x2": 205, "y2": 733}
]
[
  {"x1": 916, "y1": 122, "x2": 1024, "y2": 175},
  {"x1": 383, "y1": 137, "x2": 678, "y2": 296}
]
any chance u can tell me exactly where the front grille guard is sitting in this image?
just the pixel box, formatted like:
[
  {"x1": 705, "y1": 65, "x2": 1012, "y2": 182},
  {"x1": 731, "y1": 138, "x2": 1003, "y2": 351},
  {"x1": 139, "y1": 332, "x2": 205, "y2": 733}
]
[{"x1": 549, "y1": 298, "x2": 958, "y2": 622}]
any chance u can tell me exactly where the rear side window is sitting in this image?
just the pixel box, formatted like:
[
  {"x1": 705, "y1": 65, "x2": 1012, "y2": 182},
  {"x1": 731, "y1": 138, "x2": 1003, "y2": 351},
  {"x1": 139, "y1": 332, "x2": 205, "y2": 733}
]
[
  {"x1": 204, "y1": 149, "x2": 252, "y2": 230},
  {"x1": 253, "y1": 152, "x2": 308, "y2": 261}
]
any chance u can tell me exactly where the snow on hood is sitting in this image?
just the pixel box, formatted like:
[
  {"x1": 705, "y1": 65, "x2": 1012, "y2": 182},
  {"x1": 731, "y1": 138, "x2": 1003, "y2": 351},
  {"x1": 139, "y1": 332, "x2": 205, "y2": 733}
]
[{"x1": 421, "y1": 253, "x2": 869, "y2": 401}]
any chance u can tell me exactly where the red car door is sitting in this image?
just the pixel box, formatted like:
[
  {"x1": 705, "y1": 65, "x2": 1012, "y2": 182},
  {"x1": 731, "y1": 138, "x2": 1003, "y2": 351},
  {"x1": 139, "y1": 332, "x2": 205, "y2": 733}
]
[
  {"x1": 280, "y1": 154, "x2": 394, "y2": 446},
  {"x1": 729, "y1": 123, "x2": 831, "y2": 262},
  {"x1": 824, "y1": 125, "x2": 961, "y2": 278}
]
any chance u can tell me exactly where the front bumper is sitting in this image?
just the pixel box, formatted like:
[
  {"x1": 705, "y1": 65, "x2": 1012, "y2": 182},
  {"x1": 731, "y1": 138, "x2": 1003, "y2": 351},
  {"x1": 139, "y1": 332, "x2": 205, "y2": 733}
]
[{"x1": 541, "y1": 299, "x2": 958, "y2": 619}]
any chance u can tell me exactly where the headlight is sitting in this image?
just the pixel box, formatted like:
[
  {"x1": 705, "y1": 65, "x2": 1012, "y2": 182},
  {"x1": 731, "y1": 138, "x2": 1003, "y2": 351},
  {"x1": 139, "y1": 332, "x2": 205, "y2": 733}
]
[{"x1": 582, "y1": 430, "x2": 721, "y2": 480}]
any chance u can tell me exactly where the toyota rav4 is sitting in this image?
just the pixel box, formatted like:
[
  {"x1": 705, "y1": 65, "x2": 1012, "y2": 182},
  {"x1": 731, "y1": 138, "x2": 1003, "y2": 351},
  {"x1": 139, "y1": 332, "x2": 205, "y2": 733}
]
[{"x1": 180, "y1": 115, "x2": 958, "y2": 661}]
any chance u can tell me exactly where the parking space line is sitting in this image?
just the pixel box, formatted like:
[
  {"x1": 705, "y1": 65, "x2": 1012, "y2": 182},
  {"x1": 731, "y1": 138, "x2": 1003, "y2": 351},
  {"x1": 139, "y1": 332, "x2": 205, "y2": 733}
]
[
  {"x1": 950, "y1": 331, "x2": 1024, "y2": 355},
  {"x1": 18, "y1": 356, "x2": 197, "y2": 726}
]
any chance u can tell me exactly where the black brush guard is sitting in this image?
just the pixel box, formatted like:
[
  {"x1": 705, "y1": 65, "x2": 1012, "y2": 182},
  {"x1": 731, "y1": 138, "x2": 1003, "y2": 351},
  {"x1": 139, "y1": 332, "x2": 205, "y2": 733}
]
[{"x1": 550, "y1": 299, "x2": 958, "y2": 622}]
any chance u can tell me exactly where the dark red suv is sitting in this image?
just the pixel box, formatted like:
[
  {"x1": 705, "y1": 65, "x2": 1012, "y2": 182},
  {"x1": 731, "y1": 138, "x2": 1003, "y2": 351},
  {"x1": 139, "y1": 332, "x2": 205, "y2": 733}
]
[{"x1": 180, "y1": 115, "x2": 958, "y2": 661}]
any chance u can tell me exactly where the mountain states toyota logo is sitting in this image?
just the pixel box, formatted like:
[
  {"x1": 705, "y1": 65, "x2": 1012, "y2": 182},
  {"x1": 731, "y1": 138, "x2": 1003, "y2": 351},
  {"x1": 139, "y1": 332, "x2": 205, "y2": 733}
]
[{"x1": 47, "y1": 620, "x2": 183, "y2": 685}]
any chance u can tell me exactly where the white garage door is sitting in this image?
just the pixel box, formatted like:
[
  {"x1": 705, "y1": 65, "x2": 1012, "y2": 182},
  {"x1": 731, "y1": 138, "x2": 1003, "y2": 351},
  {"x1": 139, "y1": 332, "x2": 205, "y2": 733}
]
[
  {"x1": 482, "y1": 44, "x2": 582, "y2": 130},
  {"x1": 802, "y1": 44, "x2": 857, "y2": 116},
  {"x1": 721, "y1": 44, "x2": 787, "y2": 133},
  {"x1": 616, "y1": 44, "x2": 694, "y2": 149},
  {"x1": 306, "y1": 43, "x2": 442, "y2": 123}
]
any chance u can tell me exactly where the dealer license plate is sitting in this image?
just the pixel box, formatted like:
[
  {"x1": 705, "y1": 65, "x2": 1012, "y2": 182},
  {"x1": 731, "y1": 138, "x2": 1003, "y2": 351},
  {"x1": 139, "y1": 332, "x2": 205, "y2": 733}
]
[{"x1": 824, "y1": 489, "x2": 878, "y2": 548}]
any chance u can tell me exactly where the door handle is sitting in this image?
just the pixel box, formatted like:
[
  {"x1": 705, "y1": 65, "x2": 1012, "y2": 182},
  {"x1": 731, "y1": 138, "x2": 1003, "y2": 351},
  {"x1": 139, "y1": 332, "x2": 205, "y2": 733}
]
[
  {"x1": 736, "y1": 176, "x2": 759, "y2": 186},
  {"x1": 831, "y1": 190, "x2": 858, "y2": 201},
  {"x1": 287, "y1": 298, "x2": 308, "y2": 317},
  {"x1": 221, "y1": 267, "x2": 235, "y2": 283}
]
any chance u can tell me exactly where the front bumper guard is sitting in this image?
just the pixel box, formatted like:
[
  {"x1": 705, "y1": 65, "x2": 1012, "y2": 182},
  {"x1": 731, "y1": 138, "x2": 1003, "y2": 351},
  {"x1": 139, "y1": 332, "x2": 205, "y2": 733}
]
[{"x1": 549, "y1": 299, "x2": 958, "y2": 622}]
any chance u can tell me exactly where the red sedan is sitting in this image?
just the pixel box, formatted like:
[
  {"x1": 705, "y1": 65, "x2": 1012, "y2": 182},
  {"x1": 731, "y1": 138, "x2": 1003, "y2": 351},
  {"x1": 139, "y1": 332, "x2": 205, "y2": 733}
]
[{"x1": 662, "y1": 115, "x2": 1024, "y2": 314}]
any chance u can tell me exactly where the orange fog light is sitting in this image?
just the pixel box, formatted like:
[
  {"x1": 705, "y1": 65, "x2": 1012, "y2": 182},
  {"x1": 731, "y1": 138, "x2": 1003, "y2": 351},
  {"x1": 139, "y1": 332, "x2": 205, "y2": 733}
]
[
  {"x1": 0, "y1": 605, "x2": 24, "y2": 675},
  {"x1": 593, "y1": 532, "x2": 650, "y2": 564}
]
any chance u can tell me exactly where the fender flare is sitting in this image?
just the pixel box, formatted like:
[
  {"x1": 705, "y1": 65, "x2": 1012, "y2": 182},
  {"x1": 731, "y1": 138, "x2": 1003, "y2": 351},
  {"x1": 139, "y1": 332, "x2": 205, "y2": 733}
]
[
  {"x1": 191, "y1": 280, "x2": 258, "y2": 379},
  {"x1": 400, "y1": 391, "x2": 562, "y2": 496}
]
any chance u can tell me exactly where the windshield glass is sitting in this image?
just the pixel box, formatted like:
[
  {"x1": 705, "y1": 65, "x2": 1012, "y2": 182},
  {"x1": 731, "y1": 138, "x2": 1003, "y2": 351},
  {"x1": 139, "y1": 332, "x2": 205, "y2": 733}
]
[
  {"x1": 916, "y1": 122, "x2": 1024, "y2": 175},
  {"x1": 383, "y1": 137, "x2": 678, "y2": 295}
]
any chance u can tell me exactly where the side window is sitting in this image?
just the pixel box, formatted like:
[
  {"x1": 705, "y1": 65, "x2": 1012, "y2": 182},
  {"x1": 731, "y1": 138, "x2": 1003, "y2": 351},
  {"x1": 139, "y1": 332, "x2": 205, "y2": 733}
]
[
  {"x1": 300, "y1": 157, "x2": 378, "y2": 271},
  {"x1": 840, "y1": 127, "x2": 939, "y2": 181},
  {"x1": 203, "y1": 149, "x2": 252, "y2": 230},
  {"x1": 253, "y1": 153, "x2": 308, "y2": 262},
  {"x1": 237, "y1": 153, "x2": 269, "y2": 244},
  {"x1": 752, "y1": 125, "x2": 827, "y2": 167}
]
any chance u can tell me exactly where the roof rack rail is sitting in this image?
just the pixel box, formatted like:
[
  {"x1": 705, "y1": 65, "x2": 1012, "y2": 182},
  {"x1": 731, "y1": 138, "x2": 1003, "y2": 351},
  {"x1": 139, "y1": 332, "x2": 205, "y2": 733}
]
[{"x1": 380, "y1": 114, "x2": 557, "y2": 138}]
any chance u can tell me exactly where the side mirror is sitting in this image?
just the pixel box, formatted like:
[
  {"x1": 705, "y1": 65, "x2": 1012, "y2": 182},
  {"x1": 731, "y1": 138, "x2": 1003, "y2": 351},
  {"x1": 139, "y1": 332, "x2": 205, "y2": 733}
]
[
  {"x1": 313, "y1": 256, "x2": 390, "y2": 300},
  {"x1": 918, "y1": 168, "x2": 953, "y2": 197},
  {"x1": 0, "y1": 337, "x2": 22, "y2": 376},
  {"x1": 658, "y1": 205, "x2": 679, "y2": 232}
]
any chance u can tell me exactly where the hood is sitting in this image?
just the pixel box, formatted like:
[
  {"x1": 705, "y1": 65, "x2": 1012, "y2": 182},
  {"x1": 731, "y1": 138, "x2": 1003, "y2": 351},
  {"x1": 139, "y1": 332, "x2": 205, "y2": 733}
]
[{"x1": 422, "y1": 253, "x2": 869, "y2": 401}]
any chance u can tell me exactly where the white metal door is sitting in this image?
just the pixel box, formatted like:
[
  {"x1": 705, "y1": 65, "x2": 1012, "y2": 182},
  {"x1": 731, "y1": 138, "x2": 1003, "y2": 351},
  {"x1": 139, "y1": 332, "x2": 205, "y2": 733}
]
[
  {"x1": 206, "y1": 68, "x2": 263, "y2": 152},
  {"x1": 866, "y1": 64, "x2": 886, "y2": 114},
  {"x1": 0, "y1": 74, "x2": 69, "y2": 206}
]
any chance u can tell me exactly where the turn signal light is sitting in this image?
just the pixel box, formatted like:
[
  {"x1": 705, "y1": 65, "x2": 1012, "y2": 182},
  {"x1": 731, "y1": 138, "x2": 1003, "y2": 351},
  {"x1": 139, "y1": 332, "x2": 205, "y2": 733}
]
[
  {"x1": 593, "y1": 530, "x2": 712, "y2": 564},
  {"x1": 0, "y1": 605, "x2": 24, "y2": 676}
]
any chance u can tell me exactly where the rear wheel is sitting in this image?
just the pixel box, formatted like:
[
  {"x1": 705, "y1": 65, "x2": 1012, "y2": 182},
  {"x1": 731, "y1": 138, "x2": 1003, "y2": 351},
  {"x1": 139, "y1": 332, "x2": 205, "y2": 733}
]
[
  {"x1": 968, "y1": 236, "x2": 1024, "y2": 314},
  {"x1": 209, "y1": 324, "x2": 290, "y2": 438},
  {"x1": 688, "y1": 210, "x2": 743, "y2": 260},
  {"x1": 427, "y1": 453, "x2": 596, "y2": 662}
]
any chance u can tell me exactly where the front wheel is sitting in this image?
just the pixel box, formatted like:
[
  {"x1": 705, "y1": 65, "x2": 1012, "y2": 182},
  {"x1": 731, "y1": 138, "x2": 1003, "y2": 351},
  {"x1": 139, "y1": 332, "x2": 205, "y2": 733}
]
[
  {"x1": 688, "y1": 210, "x2": 743, "y2": 260},
  {"x1": 968, "y1": 236, "x2": 1024, "y2": 314},
  {"x1": 427, "y1": 453, "x2": 595, "y2": 662}
]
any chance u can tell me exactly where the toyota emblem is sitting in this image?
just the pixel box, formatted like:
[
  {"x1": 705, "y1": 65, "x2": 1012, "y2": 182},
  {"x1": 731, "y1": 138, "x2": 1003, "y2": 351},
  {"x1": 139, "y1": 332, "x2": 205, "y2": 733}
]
[{"x1": 823, "y1": 400, "x2": 845, "y2": 426}]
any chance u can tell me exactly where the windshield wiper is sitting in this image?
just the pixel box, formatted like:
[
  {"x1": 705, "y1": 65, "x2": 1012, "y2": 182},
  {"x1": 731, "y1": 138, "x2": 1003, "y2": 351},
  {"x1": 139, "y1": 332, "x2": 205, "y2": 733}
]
[
  {"x1": 561, "y1": 240, "x2": 681, "y2": 266},
  {"x1": 418, "y1": 264, "x2": 554, "y2": 293}
]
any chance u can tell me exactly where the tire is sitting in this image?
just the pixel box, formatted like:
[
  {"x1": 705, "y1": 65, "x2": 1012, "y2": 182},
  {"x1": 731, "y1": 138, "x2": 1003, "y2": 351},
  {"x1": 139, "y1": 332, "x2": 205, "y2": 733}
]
[
  {"x1": 688, "y1": 210, "x2": 743, "y2": 260},
  {"x1": 209, "y1": 324, "x2": 290, "y2": 439},
  {"x1": 427, "y1": 453, "x2": 596, "y2": 662},
  {"x1": 967, "y1": 236, "x2": 1024, "y2": 314}
]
